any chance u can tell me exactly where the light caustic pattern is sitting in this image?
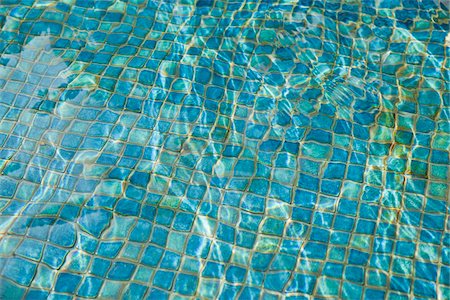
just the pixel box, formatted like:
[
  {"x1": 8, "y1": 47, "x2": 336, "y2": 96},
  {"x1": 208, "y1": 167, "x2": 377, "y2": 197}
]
[{"x1": 0, "y1": 0, "x2": 449, "y2": 299}]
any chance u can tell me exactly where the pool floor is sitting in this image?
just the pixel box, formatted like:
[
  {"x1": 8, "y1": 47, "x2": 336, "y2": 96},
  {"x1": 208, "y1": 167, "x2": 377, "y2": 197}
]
[{"x1": 0, "y1": 0, "x2": 449, "y2": 299}]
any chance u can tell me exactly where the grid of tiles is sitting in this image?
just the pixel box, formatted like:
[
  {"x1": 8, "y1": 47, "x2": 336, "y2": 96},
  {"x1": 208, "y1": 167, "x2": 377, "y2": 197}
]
[{"x1": 0, "y1": 0, "x2": 449, "y2": 299}]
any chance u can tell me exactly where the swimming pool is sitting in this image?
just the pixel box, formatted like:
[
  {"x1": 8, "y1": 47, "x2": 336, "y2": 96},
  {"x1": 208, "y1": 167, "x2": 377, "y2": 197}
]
[{"x1": 0, "y1": 0, "x2": 448, "y2": 298}]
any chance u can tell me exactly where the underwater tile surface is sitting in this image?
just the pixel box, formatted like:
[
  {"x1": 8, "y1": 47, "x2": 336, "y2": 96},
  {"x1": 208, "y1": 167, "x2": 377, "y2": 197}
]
[{"x1": 0, "y1": 0, "x2": 449, "y2": 299}]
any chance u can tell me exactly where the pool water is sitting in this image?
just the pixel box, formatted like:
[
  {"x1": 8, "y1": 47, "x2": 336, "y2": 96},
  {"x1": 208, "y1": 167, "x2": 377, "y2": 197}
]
[{"x1": 0, "y1": 0, "x2": 449, "y2": 299}]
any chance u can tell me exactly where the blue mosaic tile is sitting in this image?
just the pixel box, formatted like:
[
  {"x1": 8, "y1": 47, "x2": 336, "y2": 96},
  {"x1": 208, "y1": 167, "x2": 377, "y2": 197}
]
[
  {"x1": 55, "y1": 273, "x2": 82, "y2": 294},
  {"x1": 0, "y1": 0, "x2": 449, "y2": 298}
]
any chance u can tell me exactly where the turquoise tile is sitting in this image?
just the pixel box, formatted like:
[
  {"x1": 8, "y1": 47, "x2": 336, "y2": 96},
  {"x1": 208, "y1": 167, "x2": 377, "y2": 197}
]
[
  {"x1": 174, "y1": 273, "x2": 198, "y2": 296},
  {"x1": 107, "y1": 262, "x2": 136, "y2": 281},
  {"x1": 152, "y1": 270, "x2": 174, "y2": 290},
  {"x1": 225, "y1": 266, "x2": 246, "y2": 283},
  {"x1": 55, "y1": 273, "x2": 82, "y2": 293},
  {"x1": 286, "y1": 273, "x2": 316, "y2": 294},
  {"x1": 15, "y1": 239, "x2": 44, "y2": 261},
  {"x1": 79, "y1": 208, "x2": 112, "y2": 237},
  {"x1": 77, "y1": 276, "x2": 103, "y2": 298},
  {"x1": 264, "y1": 272, "x2": 290, "y2": 291},
  {"x1": 0, "y1": 279, "x2": 26, "y2": 299},
  {"x1": 1, "y1": 257, "x2": 36, "y2": 286}
]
